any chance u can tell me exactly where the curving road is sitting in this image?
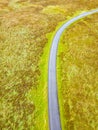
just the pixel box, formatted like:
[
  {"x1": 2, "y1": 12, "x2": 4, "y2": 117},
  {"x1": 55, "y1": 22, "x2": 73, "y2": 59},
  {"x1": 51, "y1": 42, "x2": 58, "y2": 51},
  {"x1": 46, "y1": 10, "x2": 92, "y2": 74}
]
[{"x1": 48, "y1": 9, "x2": 98, "y2": 130}]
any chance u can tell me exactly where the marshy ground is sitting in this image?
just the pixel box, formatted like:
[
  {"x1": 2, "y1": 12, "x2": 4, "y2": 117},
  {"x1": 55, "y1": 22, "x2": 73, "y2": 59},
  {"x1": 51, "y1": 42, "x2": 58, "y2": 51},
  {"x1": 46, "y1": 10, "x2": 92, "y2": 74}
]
[{"x1": 0, "y1": 0, "x2": 98, "y2": 130}]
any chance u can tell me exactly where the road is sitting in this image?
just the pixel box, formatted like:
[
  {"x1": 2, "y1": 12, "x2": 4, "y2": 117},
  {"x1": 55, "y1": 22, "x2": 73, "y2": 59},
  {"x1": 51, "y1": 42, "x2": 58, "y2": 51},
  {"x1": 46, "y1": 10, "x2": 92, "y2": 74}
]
[{"x1": 48, "y1": 9, "x2": 98, "y2": 130}]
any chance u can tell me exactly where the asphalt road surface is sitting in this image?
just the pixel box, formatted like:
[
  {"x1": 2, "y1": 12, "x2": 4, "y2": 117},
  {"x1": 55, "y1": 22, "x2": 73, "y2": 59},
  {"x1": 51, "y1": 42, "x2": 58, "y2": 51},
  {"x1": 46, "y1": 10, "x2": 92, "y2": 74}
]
[{"x1": 48, "y1": 9, "x2": 98, "y2": 130}]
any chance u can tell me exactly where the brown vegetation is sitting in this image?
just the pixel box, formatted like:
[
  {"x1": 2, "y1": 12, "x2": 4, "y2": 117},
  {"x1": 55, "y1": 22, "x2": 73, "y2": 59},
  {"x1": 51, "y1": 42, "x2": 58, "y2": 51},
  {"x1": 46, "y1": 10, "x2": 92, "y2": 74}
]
[
  {"x1": 58, "y1": 14, "x2": 98, "y2": 130},
  {"x1": 0, "y1": 0, "x2": 98, "y2": 129}
]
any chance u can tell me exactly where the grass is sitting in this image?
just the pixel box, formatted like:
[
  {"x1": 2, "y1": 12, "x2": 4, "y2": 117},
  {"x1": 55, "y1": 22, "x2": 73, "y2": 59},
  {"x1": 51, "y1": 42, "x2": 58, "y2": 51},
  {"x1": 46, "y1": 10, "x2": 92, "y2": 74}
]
[
  {"x1": 0, "y1": 1, "x2": 67, "y2": 129},
  {"x1": 26, "y1": 32, "x2": 54, "y2": 130},
  {"x1": 0, "y1": 0, "x2": 98, "y2": 130},
  {"x1": 42, "y1": 5, "x2": 66, "y2": 14},
  {"x1": 57, "y1": 13, "x2": 98, "y2": 130},
  {"x1": 0, "y1": 26, "x2": 36, "y2": 129},
  {"x1": 37, "y1": 22, "x2": 68, "y2": 130}
]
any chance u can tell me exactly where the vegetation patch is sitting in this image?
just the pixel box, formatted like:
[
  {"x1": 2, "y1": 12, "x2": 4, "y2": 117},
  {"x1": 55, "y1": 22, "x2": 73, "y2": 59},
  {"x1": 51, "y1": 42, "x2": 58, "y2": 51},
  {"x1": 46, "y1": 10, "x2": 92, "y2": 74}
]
[
  {"x1": 0, "y1": 0, "x2": 98, "y2": 130},
  {"x1": 42, "y1": 5, "x2": 66, "y2": 15},
  {"x1": 57, "y1": 13, "x2": 98, "y2": 130}
]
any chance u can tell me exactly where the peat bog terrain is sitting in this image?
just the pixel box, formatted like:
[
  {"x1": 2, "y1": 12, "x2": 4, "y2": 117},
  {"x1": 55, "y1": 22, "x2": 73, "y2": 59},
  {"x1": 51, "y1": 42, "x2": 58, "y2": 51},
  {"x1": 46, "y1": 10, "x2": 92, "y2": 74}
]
[{"x1": 0, "y1": 0, "x2": 98, "y2": 130}]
